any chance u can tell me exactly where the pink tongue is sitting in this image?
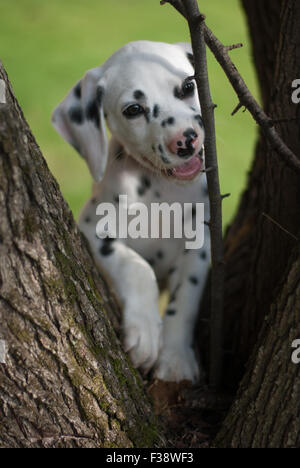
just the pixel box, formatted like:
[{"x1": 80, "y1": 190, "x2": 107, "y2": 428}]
[{"x1": 172, "y1": 155, "x2": 203, "y2": 179}]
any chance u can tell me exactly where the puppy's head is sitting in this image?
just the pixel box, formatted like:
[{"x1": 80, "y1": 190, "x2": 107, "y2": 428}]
[{"x1": 52, "y1": 41, "x2": 205, "y2": 182}]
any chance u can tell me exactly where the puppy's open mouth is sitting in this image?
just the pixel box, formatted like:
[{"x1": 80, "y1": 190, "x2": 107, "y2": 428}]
[
  {"x1": 170, "y1": 153, "x2": 204, "y2": 180},
  {"x1": 142, "y1": 153, "x2": 204, "y2": 181}
]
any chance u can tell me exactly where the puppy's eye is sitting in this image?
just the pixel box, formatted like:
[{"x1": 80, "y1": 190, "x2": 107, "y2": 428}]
[
  {"x1": 182, "y1": 81, "x2": 195, "y2": 97},
  {"x1": 123, "y1": 104, "x2": 144, "y2": 118}
]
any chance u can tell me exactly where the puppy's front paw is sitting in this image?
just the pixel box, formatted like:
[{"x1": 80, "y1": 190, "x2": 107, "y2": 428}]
[
  {"x1": 153, "y1": 346, "x2": 201, "y2": 383},
  {"x1": 123, "y1": 305, "x2": 162, "y2": 374}
]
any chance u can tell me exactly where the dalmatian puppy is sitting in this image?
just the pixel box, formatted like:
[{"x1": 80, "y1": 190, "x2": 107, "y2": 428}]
[{"x1": 52, "y1": 41, "x2": 210, "y2": 383}]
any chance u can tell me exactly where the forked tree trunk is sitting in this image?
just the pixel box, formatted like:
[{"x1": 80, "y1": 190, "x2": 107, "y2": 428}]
[
  {"x1": 0, "y1": 62, "x2": 163, "y2": 448},
  {"x1": 1, "y1": 0, "x2": 300, "y2": 448}
]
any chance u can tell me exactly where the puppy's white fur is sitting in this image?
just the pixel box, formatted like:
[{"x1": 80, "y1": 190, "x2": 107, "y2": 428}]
[{"x1": 52, "y1": 41, "x2": 210, "y2": 383}]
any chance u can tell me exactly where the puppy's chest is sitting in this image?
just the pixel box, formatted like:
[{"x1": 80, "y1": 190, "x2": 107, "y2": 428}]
[
  {"x1": 92, "y1": 164, "x2": 204, "y2": 279},
  {"x1": 103, "y1": 158, "x2": 202, "y2": 205}
]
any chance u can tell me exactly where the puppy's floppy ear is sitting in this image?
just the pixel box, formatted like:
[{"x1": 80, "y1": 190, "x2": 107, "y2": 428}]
[{"x1": 52, "y1": 67, "x2": 108, "y2": 182}]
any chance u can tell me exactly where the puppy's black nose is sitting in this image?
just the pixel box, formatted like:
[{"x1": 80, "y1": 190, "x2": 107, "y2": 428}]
[
  {"x1": 168, "y1": 128, "x2": 199, "y2": 158},
  {"x1": 183, "y1": 128, "x2": 198, "y2": 139}
]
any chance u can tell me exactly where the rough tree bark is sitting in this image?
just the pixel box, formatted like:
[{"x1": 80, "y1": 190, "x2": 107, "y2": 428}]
[
  {"x1": 221, "y1": 0, "x2": 300, "y2": 386},
  {"x1": 0, "y1": 62, "x2": 163, "y2": 448},
  {"x1": 214, "y1": 242, "x2": 300, "y2": 447}
]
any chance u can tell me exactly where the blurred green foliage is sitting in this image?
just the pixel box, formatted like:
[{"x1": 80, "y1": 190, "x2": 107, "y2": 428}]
[{"x1": 0, "y1": 0, "x2": 259, "y2": 226}]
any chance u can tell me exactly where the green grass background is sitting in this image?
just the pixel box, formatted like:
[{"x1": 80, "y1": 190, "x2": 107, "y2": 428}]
[{"x1": 0, "y1": 0, "x2": 260, "y2": 226}]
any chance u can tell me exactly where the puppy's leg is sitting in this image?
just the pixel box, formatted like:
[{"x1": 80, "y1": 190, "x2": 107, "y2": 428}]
[
  {"x1": 80, "y1": 222, "x2": 162, "y2": 373},
  {"x1": 154, "y1": 241, "x2": 210, "y2": 383}
]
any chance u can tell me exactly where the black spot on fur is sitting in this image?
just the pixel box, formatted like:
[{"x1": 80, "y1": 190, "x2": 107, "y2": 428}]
[
  {"x1": 166, "y1": 309, "x2": 176, "y2": 316},
  {"x1": 96, "y1": 86, "x2": 104, "y2": 105},
  {"x1": 200, "y1": 250, "x2": 207, "y2": 260},
  {"x1": 158, "y1": 141, "x2": 170, "y2": 163},
  {"x1": 86, "y1": 100, "x2": 100, "y2": 128},
  {"x1": 137, "y1": 186, "x2": 146, "y2": 196},
  {"x1": 145, "y1": 107, "x2": 151, "y2": 123},
  {"x1": 169, "y1": 283, "x2": 180, "y2": 303},
  {"x1": 142, "y1": 175, "x2": 151, "y2": 188},
  {"x1": 85, "y1": 216, "x2": 91, "y2": 223},
  {"x1": 68, "y1": 106, "x2": 84, "y2": 125},
  {"x1": 74, "y1": 82, "x2": 82, "y2": 99},
  {"x1": 115, "y1": 145, "x2": 124, "y2": 160},
  {"x1": 195, "y1": 114, "x2": 204, "y2": 129},
  {"x1": 161, "y1": 155, "x2": 171, "y2": 165},
  {"x1": 157, "y1": 250, "x2": 164, "y2": 259},
  {"x1": 169, "y1": 292, "x2": 176, "y2": 304},
  {"x1": 100, "y1": 240, "x2": 114, "y2": 256},
  {"x1": 168, "y1": 266, "x2": 177, "y2": 275},
  {"x1": 189, "y1": 276, "x2": 199, "y2": 285},
  {"x1": 153, "y1": 104, "x2": 160, "y2": 118},
  {"x1": 137, "y1": 175, "x2": 151, "y2": 196},
  {"x1": 103, "y1": 236, "x2": 115, "y2": 243},
  {"x1": 133, "y1": 90, "x2": 145, "y2": 100},
  {"x1": 162, "y1": 117, "x2": 176, "y2": 127},
  {"x1": 174, "y1": 86, "x2": 182, "y2": 100},
  {"x1": 187, "y1": 52, "x2": 195, "y2": 68},
  {"x1": 154, "y1": 191, "x2": 161, "y2": 198}
]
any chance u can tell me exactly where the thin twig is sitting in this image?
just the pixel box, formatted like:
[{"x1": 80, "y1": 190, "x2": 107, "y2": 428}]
[
  {"x1": 225, "y1": 43, "x2": 243, "y2": 52},
  {"x1": 221, "y1": 193, "x2": 231, "y2": 200},
  {"x1": 262, "y1": 213, "x2": 299, "y2": 241},
  {"x1": 231, "y1": 102, "x2": 243, "y2": 116},
  {"x1": 179, "y1": 0, "x2": 225, "y2": 389},
  {"x1": 161, "y1": 0, "x2": 300, "y2": 174}
]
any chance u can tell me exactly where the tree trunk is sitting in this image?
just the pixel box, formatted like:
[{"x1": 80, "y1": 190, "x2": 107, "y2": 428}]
[
  {"x1": 214, "y1": 242, "x2": 300, "y2": 447},
  {"x1": 0, "y1": 62, "x2": 163, "y2": 448},
  {"x1": 221, "y1": 0, "x2": 300, "y2": 387}
]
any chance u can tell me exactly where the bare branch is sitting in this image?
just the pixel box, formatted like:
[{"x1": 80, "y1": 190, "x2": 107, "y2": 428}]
[
  {"x1": 160, "y1": 0, "x2": 186, "y2": 17},
  {"x1": 180, "y1": 0, "x2": 225, "y2": 389},
  {"x1": 161, "y1": 0, "x2": 300, "y2": 174}
]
